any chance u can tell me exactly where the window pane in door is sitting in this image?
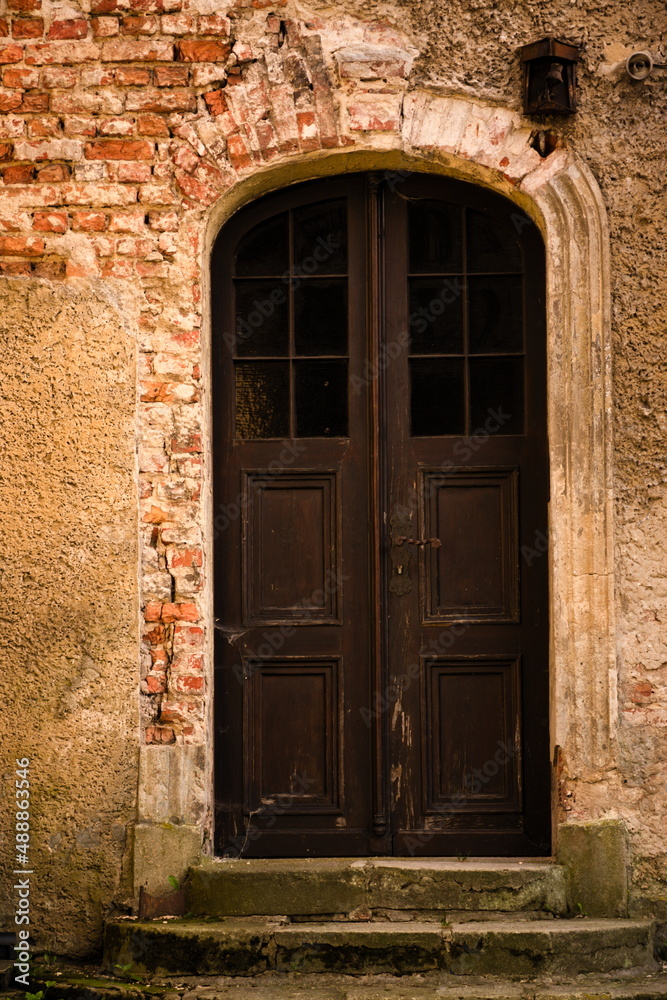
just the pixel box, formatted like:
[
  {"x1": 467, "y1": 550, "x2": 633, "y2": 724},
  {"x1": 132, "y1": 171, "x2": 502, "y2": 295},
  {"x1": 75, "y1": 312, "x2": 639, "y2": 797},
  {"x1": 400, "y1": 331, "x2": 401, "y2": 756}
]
[
  {"x1": 468, "y1": 276, "x2": 523, "y2": 354},
  {"x1": 293, "y1": 200, "x2": 347, "y2": 275},
  {"x1": 295, "y1": 360, "x2": 348, "y2": 437},
  {"x1": 469, "y1": 357, "x2": 524, "y2": 433},
  {"x1": 235, "y1": 361, "x2": 290, "y2": 439},
  {"x1": 235, "y1": 212, "x2": 289, "y2": 276},
  {"x1": 294, "y1": 279, "x2": 348, "y2": 356},
  {"x1": 409, "y1": 201, "x2": 462, "y2": 274},
  {"x1": 467, "y1": 210, "x2": 522, "y2": 273},
  {"x1": 409, "y1": 278, "x2": 464, "y2": 354},
  {"x1": 410, "y1": 358, "x2": 465, "y2": 436},
  {"x1": 235, "y1": 280, "x2": 289, "y2": 357}
]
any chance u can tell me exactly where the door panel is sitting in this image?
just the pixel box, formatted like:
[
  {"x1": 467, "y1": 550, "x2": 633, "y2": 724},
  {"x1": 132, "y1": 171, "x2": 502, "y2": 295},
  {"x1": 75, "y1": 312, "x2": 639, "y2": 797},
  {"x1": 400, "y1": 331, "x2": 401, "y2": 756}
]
[{"x1": 213, "y1": 172, "x2": 550, "y2": 858}]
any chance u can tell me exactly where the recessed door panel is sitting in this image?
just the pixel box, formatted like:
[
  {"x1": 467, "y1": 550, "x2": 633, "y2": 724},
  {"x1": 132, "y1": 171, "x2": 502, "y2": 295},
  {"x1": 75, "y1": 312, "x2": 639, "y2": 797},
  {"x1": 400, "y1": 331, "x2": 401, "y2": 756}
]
[{"x1": 422, "y1": 468, "x2": 519, "y2": 622}]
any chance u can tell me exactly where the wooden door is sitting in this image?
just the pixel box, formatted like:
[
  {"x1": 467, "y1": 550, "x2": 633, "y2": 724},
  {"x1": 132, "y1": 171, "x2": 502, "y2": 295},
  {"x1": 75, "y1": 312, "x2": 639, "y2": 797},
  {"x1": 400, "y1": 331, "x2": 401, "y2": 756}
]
[{"x1": 212, "y1": 173, "x2": 550, "y2": 857}]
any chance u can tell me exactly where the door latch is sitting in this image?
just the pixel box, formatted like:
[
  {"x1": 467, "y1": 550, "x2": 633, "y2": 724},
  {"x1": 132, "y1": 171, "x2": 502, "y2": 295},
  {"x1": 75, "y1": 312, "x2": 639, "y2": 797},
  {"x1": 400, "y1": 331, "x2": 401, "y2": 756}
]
[{"x1": 389, "y1": 509, "x2": 413, "y2": 595}]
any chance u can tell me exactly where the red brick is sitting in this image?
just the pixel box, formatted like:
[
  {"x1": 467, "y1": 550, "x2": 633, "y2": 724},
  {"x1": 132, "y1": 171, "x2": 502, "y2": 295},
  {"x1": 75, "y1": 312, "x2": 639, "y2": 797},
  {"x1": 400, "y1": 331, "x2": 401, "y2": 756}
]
[
  {"x1": 3, "y1": 66, "x2": 39, "y2": 86},
  {"x1": 143, "y1": 673, "x2": 167, "y2": 693},
  {"x1": 37, "y1": 162, "x2": 69, "y2": 181},
  {"x1": 176, "y1": 39, "x2": 230, "y2": 62},
  {"x1": 173, "y1": 675, "x2": 204, "y2": 693},
  {"x1": 203, "y1": 88, "x2": 227, "y2": 116},
  {"x1": 173, "y1": 143, "x2": 198, "y2": 172},
  {"x1": 125, "y1": 87, "x2": 195, "y2": 112},
  {"x1": 0, "y1": 259, "x2": 32, "y2": 275},
  {"x1": 108, "y1": 208, "x2": 145, "y2": 230},
  {"x1": 150, "y1": 648, "x2": 169, "y2": 669},
  {"x1": 101, "y1": 37, "x2": 172, "y2": 60},
  {"x1": 27, "y1": 115, "x2": 60, "y2": 136},
  {"x1": 226, "y1": 131, "x2": 253, "y2": 169},
  {"x1": 144, "y1": 600, "x2": 162, "y2": 621},
  {"x1": 160, "y1": 601, "x2": 199, "y2": 623},
  {"x1": 41, "y1": 65, "x2": 77, "y2": 87},
  {"x1": 25, "y1": 41, "x2": 99, "y2": 64},
  {"x1": 137, "y1": 112, "x2": 169, "y2": 136},
  {"x1": 0, "y1": 20, "x2": 8, "y2": 36},
  {"x1": 168, "y1": 547, "x2": 203, "y2": 569},
  {"x1": 48, "y1": 18, "x2": 87, "y2": 39},
  {"x1": 154, "y1": 63, "x2": 188, "y2": 86},
  {"x1": 3, "y1": 162, "x2": 34, "y2": 182},
  {"x1": 33, "y1": 209, "x2": 67, "y2": 232},
  {"x1": 0, "y1": 42, "x2": 23, "y2": 60},
  {"x1": 32, "y1": 258, "x2": 66, "y2": 278},
  {"x1": 121, "y1": 14, "x2": 158, "y2": 34},
  {"x1": 115, "y1": 64, "x2": 150, "y2": 85},
  {"x1": 144, "y1": 725, "x2": 175, "y2": 744},
  {"x1": 71, "y1": 210, "x2": 107, "y2": 231},
  {"x1": 63, "y1": 115, "x2": 96, "y2": 136},
  {"x1": 0, "y1": 234, "x2": 44, "y2": 254},
  {"x1": 85, "y1": 138, "x2": 154, "y2": 160},
  {"x1": 12, "y1": 18, "x2": 43, "y2": 37},
  {"x1": 148, "y1": 208, "x2": 177, "y2": 230},
  {"x1": 116, "y1": 161, "x2": 151, "y2": 181},
  {"x1": 19, "y1": 90, "x2": 49, "y2": 111},
  {"x1": 160, "y1": 12, "x2": 193, "y2": 33},
  {"x1": 8, "y1": 0, "x2": 41, "y2": 12},
  {"x1": 143, "y1": 623, "x2": 165, "y2": 645},
  {"x1": 0, "y1": 142, "x2": 12, "y2": 160},
  {"x1": 0, "y1": 92, "x2": 22, "y2": 111},
  {"x1": 199, "y1": 14, "x2": 231, "y2": 34},
  {"x1": 92, "y1": 16, "x2": 119, "y2": 37}
]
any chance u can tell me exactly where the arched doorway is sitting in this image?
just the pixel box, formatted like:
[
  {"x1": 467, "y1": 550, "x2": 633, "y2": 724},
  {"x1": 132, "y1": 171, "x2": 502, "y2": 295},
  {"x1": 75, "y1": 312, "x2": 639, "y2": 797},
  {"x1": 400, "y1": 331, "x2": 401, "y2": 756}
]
[{"x1": 211, "y1": 172, "x2": 550, "y2": 857}]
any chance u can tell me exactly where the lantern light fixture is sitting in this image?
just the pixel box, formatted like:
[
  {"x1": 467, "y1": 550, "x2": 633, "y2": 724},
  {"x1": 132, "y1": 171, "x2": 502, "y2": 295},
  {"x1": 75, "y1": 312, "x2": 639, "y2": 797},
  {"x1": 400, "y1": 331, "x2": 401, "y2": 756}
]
[{"x1": 520, "y1": 37, "x2": 579, "y2": 116}]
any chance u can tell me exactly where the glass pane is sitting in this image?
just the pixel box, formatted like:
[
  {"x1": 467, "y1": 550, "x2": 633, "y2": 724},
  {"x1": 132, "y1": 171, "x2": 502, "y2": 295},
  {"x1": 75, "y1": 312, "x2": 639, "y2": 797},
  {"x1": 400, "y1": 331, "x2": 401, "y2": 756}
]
[
  {"x1": 235, "y1": 362, "x2": 290, "y2": 439},
  {"x1": 409, "y1": 200, "x2": 462, "y2": 274},
  {"x1": 409, "y1": 278, "x2": 464, "y2": 353},
  {"x1": 469, "y1": 357, "x2": 524, "y2": 434},
  {"x1": 468, "y1": 276, "x2": 523, "y2": 353},
  {"x1": 234, "y1": 280, "x2": 289, "y2": 357},
  {"x1": 294, "y1": 279, "x2": 348, "y2": 356},
  {"x1": 295, "y1": 361, "x2": 348, "y2": 437},
  {"x1": 293, "y1": 200, "x2": 347, "y2": 275},
  {"x1": 410, "y1": 358, "x2": 465, "y2": 436},
  {"x1": 467, "y1": 210, "x2": 522, "y2": 273},
  {"x1": 235, "y1": 212, "x2": 289, "y2": 276}
]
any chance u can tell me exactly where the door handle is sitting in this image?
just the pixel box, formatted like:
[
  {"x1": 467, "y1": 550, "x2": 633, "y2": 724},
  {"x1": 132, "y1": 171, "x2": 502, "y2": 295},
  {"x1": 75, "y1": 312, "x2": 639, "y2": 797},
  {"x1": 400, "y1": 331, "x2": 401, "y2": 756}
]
[
  {"x1": 388, "y1": 509, "x2": 413, "y2": 595},
  {"x1": 394, "y1": 536, "x2": 441, "y2": 549}
]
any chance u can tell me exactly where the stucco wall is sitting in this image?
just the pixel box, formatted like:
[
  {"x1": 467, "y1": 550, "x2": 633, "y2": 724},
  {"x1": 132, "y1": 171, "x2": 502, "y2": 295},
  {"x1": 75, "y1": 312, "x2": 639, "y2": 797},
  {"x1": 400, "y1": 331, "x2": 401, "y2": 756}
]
[
  {"x1": 0, "y1": 0, "x2": 664, "y2": 954},
  {"x1": 0, "y1": 281, "x2": 138, "y2": 954}
]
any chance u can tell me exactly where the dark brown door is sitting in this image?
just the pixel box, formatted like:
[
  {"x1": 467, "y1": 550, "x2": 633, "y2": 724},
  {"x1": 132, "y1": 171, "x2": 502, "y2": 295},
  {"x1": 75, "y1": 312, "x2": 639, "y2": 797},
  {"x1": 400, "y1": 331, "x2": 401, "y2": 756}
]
[{"x1": 212, "y1": 173, "x2": 550, "y2": 857}]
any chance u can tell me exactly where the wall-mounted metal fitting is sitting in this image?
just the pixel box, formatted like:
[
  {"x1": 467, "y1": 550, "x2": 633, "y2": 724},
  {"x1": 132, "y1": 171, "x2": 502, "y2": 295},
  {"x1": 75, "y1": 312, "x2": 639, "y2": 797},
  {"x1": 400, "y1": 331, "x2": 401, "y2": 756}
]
[
  {"x1": 626, "y1": 51, "x2": 666, "y2": 80},
  {"x1": 520, "y1": 37, "x2": 579, "y2": 115}
]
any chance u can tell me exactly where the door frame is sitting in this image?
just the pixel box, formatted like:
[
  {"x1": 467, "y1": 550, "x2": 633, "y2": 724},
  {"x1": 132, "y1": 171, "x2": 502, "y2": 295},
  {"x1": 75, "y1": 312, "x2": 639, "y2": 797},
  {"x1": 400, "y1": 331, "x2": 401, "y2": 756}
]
[{"x1": 133, "y1": 104, "x2": 614, "y2": 894}]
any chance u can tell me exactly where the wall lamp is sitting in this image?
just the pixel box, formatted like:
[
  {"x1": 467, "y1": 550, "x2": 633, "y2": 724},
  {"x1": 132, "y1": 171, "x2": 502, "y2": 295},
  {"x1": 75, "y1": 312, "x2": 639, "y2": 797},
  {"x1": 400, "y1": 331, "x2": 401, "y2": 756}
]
[
  {"x1": 520, "y1": 37, "x2": 579, "y2": 115},
  {"x1": 626, "y1": 51, "x2": 667, "y2": 80}
]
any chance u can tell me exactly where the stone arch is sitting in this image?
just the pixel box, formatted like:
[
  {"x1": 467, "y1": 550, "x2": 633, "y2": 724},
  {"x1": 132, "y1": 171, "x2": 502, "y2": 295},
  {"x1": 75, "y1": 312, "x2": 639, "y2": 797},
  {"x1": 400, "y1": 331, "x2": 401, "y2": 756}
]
[{"x1": 136, "y1": 81, "x2": 613, "y2": 891}]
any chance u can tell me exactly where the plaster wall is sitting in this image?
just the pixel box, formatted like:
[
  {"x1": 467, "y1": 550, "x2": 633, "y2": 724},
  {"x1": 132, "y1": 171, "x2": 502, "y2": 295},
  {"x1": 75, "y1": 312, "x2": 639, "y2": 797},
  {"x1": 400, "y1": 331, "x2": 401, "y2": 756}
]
[{"x1": 0, "y1": 0, "x2": 664, "y2": 955}]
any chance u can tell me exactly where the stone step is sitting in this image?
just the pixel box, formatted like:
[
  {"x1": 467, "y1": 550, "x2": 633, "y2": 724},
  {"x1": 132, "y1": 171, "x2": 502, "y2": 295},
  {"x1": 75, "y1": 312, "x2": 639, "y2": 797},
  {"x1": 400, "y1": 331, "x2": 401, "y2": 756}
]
[
  {"x1": 104, "y1": 916, "x2": 656, "y2": 979},
  {"x1": 186, "y1": 858, "x2": 569, "y2": 920}
]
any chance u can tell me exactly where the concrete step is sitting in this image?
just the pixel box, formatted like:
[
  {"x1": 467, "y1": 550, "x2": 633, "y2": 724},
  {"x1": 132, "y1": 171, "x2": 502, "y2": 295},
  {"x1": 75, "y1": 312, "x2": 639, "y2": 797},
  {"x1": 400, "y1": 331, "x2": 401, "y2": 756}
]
[
  {"x1": 104, "y1": 916, "x2": 656, "y2": 979},
  {"x1": 186, "y1": 858, "x2": 569, "y2": 920}
]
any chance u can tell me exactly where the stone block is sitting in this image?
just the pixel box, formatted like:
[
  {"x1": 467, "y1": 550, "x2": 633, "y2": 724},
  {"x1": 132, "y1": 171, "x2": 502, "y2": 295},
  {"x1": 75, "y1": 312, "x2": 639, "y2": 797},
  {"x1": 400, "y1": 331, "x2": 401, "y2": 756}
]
[{"x1": 558, "y1": 819, "x2": 629, "y2": 917}]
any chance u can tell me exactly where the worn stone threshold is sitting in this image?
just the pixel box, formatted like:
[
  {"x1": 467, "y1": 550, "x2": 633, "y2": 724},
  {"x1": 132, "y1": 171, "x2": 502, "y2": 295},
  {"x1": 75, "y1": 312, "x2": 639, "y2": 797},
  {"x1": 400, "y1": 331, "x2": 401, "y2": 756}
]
[{"x1": 13, "y1": 963, "x2": 667, "y2": 1000}]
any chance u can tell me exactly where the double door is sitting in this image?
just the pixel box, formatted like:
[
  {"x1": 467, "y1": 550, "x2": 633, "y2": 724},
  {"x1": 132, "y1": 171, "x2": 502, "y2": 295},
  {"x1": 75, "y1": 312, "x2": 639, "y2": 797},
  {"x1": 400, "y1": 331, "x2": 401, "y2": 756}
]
[{"x1": 212, "y1": 172, "x2": 550, "y2": 856}]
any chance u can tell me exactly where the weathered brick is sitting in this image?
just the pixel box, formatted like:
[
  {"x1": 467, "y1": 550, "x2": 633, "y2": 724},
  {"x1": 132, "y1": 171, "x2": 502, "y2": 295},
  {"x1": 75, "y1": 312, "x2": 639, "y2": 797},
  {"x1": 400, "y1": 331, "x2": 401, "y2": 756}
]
[
  {"x1": 198, "y1": 14, "x2": 231, "y2": 35},
  {"x1": 203, "y1": 88, "x2": 227, "y2": 116},
  {"x1": 25, "y1": 41, "x2": 100, "y2": 63},
  {"x1": 99, "y1": 117, "x2": 135, "y2": 136},
  {"x1": 121, "y1": 14, "x2": 158, "y2": 34},
  {"x1": 26, "y1": 116, "x2": 59, "y2": 138},
  {"x1": 33, "y1": 258, "x2": 66, "y2": 278},
  {"x1": 116, "y1": 160, "x2": 151, "y2": 181},
  {"x1": 41, "y1": 65, "x2": 77, "y2": 87},
  {"x1": 8, "y1": 0, "x2": 42, "y2": 12},
  {"x1": 138, "y1": 182, "x2": 175, "y2": 203},
  {"x1": 172, "y1": 142, "x2": 198, "y2": 172},
  {"x1": 108, "y1": 208, "x2": 146, "y2": 231},
  {"x1": 167, "y1": 546, "x2": 203, "y2": 569},
  {"x1": 144, "y1": 725, "x2": 175, "y2": 744},
  {"x1": 101, "y1": 37, "x2": 173, "y2": 60},
  {"x1": 92, "y1": 16, "x2": 119, "y2": 37},
  {"x1": 15, "y1": 138, "x2": 83, "y2": 160},
  {"x1": 63, "y1": 115, "x2": 97, "y2": 136},
  {"x1": 12, "y1": 18, "x2": 43, "y2": 38},
  {"x1": 125, "y1": 87, "x2": 195, "y2": 112},
  {"x1": 154, "y1": 63, "x2": 188, "y2": 86},
  {"x1": 115, "y1": 64, "x2": 150, "y2": 85},
  {"x1": 32, "y1": 209, "x2": 67, "y2": 232},
  {"x1": 0, "y1": 91, "x2": 22, "y2": 111},
  {"x1": 173, "y1": 675, "x2": 204, "y2": 693},
  {"x1": 142, "y1": 673, "x2": 167, "y2": 694},
  {"x1": 0, "y1": 233, "x2": 44, "y2": 254},
  {"x1": 0, "y1": 42, "x2": 23, "y2": 61},
  {"x1": 85, "y1": 138, "x2": 154, "y2": 159},
  {"x1": 3, "y1": 66, "x2": 39, "y2": 87},
  {"x1": 335, "y1": 44, "x2": 413, "y2": 79},
  {"x1": 19, "y1": 90, "x2": 49, "y2": 111},
  {"x1": 348, "y1": 96, "x2": 401, "y2": 131},
  {"x1": 137, "y1": 112, "x2": 169, "y2": 136},
  {"x1": 148, "y1": 209, "x2": 177, "y2": 230},
  {"x1": 0, "y1": 19, "x2": 8, "y2": 36},
  {"x1": 160, "y1": 12, "x2": 193, "y2": 34},
  {"x1": 37, "y1": 162, "x2": 70, "y2": 181},
  {"x1": 0, "y1": 142, "x2": 12, "y2": 160},
  {"x1": 47, "y1": 18, "x2": 87, "y2": 39},
  {"x1": 71, "y1": 209, "x2": 107, "y2": 230},
  {"x1": 3, "y1": 162, "x2": 35, "y2": 182},
  {"x1": 176, "y1": 39, "x2": 230, "y2": 62},
  {"x1": 61, "y1": 181, "x2": 138, "y2": 204},
  {"x1": 0, "y1": 259, "x2": 32, "y2": 275}
]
